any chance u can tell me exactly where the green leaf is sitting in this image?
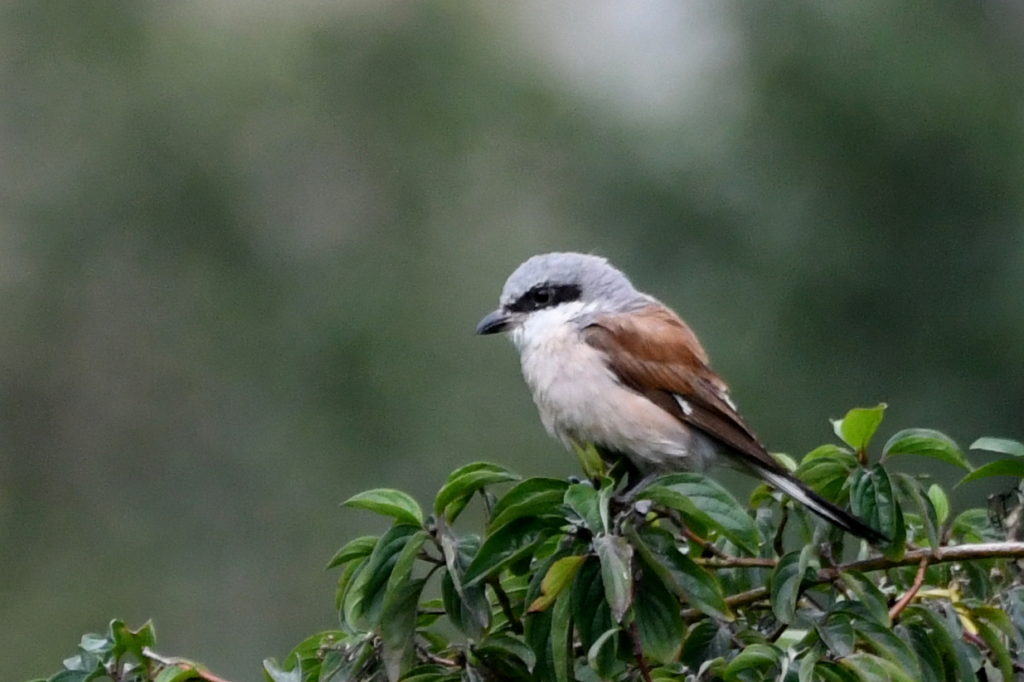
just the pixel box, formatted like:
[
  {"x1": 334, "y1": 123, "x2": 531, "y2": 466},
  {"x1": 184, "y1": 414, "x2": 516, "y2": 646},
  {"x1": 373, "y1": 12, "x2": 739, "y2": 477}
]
[
  {"x1": 342, "y1": 489, "x2": 423, "y2": 527},
  {"x1": 473, "y1": 633, "x2": 536, "y2": 678},
  {"x1": 902, "y1": 605, "x2": 975, "y2": 680},
  {"x1": 78, "y1": 630, "x2": 113, "y2": 656},
  {"x1": 951, "y1": 507, "x2": 993, "y2": 543},
  {"x1": 571, "y1": 559, "x2": 619, "y2": 677},
  {"x1": 838, "y1": 571, "x2": 889, "y2": 626},
  {"x1": 586, "y1": 627, "x2": 621, "y2": 677},
  {"x1": 638, "y1": 473, "x2": 762, "y2": 554},
  {"x1": 110, "y1": 619, "x2": 156, "y2": 660},
  {"x1": 795, "y1": 448, "x2": 858, "y2": 502},
  {"x1": 974, "y1": 619, "x2": 1013, "y2": 682},
  {"x1": 798, "y1": 648, "x2": 822, "y2": 682},
  {"x1": 385, "y1": 530, "x2": 427, "y2": 592},
  {"x1": 802, "y1": 443, "x2": 856, "y2": 464},
  {"x1": 550, "y1": 591, "x2": 574, "y2": 682},
  {"x1": 463, "y1": 517, "x2": 560, "y2": 585},
  {"x1": 773, "y1": 452, "x2": 799, "y2": 471},
  {"x1": 381, "y1": 577, "x2": 427, "y2": 681},
  {"x1": 926, "y1": 484, "x2": 949, "y2": 525},
  {"x1": 816, "y1": 613, "x2": 855, "y2": 657},
  {"x1": 433, "y1": 462, "x2": 520, "y2": 519},
  {"x1": 564, "y1": 482, "x2": 603, "y2": 534},
  {"x1": 326, "y1": 535, "x2": 378, "y2": 570},
  {"x1": 903, "y1": 623, "x2": 945, "y2": 682},
  {"x1": 438, "y1": 526, "x2": 490, "y2": 638},
  {"x1": 442, "y1": 563, "x2": 486, "y2": 640},
  {"x1": 629, "y1": 527, "x2": 730, "y2": 620},
  {"x1": 333, "y1": 555, "x2": 365, "y2": 611},
  {"x1": 892, "y1": 473, "x2": 940, "y2": 550},
  {"x1": 882, "y1": 428, "x2": 969, "y2": 470},
  {"x1": 957, "y1": 457, "x2": 1024, "y2": 486},
  {"x1": 272, "y1": 631, "x2": 347, "y2": 681},
  {"x1": 971, "y1": 604, "x2": 1019, "y2": 643},
  {"x1": 722, "y1": 643, "x2": 783, "y2": 681},
  {"x1": 959, "y1": 558, "x2": 993, "y2": 602},
  {"x1": 832, "y1": 404, "x2": 886, "y2": 454},
  {"x1": 810, "y1": 661, "x2": 860, "y2": 682},
  {"x1": 769, "y1": 551, "x2": 807, "y2": 624},
  {"x1": 851, "y1": 620, "x2": 921, "y2": 678},
  {"x1": 633, "y1": 566, "x2": 685, "y2": 664},
  {"x1": 488, "y1": 478, "x2": 569, "y2": 532},
  {"x1": 524, "y1": 551, "x2": 566, "y2": 682},
  {"x1": 840, "y1": 653, "x2": 916, "y2": 682},
  {"x1": 850, "y1": 465, "x2": 905, "y2": 559},
  {"x1": 415, "y1": 598, "x2": 445, "y2": 629},
  {"x1": 528, "y1": 554, "x2": 587, "y2": 613},
  {"x1": 680, "y1": 621, "x2": 732, "y2": 671},
  {"x1": 594, "y1": 533, "x2": 633, "y2": 623},
  {"x1": 970, "y1": 437, "x2": 1024, "y2": 457},
  {"x1": 321, "y1": 638, "x2": 376, "y2": 682},
  {"x1": 343, "y1": 524, "x2": 421, "y2": 629},
  {"x1": 748, "y1": 482, "x2": 775, "y2": 509}
]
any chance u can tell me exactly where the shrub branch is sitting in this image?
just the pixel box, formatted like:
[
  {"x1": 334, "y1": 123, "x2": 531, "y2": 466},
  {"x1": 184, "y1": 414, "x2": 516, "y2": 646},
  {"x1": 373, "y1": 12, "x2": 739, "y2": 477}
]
[
  {"x1": 888, "y1": 555, "x2": 929, "y2": 622},
  {"x1": 684, "y1": 541, "x2": 1024, "y2": 618}
]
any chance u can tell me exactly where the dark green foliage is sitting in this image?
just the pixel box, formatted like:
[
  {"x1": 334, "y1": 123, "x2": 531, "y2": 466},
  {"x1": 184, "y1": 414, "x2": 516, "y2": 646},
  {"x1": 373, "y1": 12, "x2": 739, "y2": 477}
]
[{"x1": 33, "y1": 409, "x2": 1024, "y2": 681}]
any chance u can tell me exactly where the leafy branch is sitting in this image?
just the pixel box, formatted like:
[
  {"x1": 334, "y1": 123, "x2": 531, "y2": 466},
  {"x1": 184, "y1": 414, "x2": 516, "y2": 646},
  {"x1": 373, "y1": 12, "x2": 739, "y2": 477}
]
[
  {"x1": 690, "y1": 541, "x2": 1024, "y2": 617},
  {"x1": 33, "y1": 406, "x2": 1024, "y2": 682}
]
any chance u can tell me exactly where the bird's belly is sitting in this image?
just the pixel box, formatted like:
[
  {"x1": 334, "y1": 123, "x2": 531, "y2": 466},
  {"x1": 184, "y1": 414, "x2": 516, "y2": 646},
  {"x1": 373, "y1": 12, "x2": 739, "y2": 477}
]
[{"x1": 517, "y1": 328, "x2": 710, "y2": 472}]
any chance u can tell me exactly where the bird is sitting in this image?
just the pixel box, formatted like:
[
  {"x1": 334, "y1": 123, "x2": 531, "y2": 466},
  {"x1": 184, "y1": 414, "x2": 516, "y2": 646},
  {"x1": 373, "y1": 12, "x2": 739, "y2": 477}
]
[{"x1": 476, "y1": 251, "x2": 885, "y2": 543}]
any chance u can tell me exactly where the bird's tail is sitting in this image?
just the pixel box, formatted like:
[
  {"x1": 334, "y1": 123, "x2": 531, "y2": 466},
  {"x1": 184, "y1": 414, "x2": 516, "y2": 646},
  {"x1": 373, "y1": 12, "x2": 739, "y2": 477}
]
[{"x1": 757, "y1": 467, "x2": 889, "y2": 544}]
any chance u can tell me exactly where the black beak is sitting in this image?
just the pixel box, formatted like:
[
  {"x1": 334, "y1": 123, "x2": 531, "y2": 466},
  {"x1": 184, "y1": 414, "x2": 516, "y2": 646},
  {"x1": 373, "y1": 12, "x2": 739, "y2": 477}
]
[{"x1": 476, "y1": 309, "x2": 511, "y2": 335}]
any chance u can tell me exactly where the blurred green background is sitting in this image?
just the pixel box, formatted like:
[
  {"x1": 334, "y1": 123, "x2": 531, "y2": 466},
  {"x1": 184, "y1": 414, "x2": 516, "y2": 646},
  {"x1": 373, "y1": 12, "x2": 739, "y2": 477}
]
[{"x1": 3, "y1": 1, "x2": 1022, "y2": 678}]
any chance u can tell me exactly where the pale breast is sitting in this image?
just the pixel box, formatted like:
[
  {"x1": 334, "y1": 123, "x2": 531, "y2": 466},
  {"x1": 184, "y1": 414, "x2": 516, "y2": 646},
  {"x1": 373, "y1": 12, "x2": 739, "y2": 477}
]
[{"x1": 511, "y1": 305, "x2": 712, "y2": 473}]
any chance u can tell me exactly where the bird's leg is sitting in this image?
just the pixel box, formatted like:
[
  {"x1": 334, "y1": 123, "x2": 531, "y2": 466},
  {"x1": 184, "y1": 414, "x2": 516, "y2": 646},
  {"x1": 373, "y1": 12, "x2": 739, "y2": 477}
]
[
  {"x1": 614, "y1": 470, "x2": 661, "y2": 506},
  {"x1": 609, "y1": 473, "x2": 661, "y2": 525},
  {"x1": 605, "y1": 455, "x2": 635, "y2": 486},
  {"x1": 632, "y1": 471, "x2": 661, "y2": 493}
]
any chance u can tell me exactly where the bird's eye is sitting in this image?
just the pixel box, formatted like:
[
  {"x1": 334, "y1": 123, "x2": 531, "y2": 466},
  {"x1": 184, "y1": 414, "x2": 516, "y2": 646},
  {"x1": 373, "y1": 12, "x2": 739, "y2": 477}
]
[{"x1": 507, "y1": 283, "x2": 581, "y2": 313}]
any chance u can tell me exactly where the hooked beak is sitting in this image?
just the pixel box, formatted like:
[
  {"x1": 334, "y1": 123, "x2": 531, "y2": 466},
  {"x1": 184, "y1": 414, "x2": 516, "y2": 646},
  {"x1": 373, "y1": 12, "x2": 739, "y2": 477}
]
[{"x1": 476, "y1": 309, "x2": 513, "y2": 335}]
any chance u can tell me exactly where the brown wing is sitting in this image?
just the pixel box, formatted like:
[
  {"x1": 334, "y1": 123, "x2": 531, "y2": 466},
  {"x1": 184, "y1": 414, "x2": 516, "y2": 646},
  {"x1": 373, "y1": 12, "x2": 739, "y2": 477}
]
[
  {"x1": 582, "y1": 306, "x2": 785, "y2": 474},
  {"x1": 584, "y1": 306, "x2": 888, "y2": 543}
]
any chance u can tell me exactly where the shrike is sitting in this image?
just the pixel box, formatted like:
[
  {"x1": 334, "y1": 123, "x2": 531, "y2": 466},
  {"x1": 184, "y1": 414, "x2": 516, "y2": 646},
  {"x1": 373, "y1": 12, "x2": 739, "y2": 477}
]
[{"x1": 476, "y1": 252, "x2": 884, "y2": 543}]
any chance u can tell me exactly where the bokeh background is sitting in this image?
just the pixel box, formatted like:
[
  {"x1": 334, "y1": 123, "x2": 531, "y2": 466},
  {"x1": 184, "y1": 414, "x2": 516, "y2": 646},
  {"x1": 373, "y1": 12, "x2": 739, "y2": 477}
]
[{"x1": 3, "y1": 1, "x2": 1023, "y2": 678}]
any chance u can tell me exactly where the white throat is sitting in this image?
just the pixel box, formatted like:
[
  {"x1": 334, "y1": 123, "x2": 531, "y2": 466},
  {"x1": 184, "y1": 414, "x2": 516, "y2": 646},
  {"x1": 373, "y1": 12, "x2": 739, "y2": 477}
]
[{"x1": 510, "y1": 300, "x2": 594, "y2": 353}]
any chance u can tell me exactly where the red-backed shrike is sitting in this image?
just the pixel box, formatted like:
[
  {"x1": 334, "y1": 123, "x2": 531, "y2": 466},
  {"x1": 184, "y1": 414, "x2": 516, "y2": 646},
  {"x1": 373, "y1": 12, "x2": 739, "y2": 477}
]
[{"x1": 477, "y1": 252, "x2": 884, "y2": 543}]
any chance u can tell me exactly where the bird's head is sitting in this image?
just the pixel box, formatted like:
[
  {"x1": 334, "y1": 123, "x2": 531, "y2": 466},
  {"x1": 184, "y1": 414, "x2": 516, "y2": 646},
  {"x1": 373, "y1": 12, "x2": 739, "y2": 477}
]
[{"x1": 476, "y1": 252, "x2": 648, "y2": 343}]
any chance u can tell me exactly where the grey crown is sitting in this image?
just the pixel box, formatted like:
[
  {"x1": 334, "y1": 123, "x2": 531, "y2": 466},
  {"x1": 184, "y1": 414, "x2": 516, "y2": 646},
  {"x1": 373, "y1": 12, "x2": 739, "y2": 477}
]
[{"x1": 499, "y1": 252, "x2": 652, "y2": 313}]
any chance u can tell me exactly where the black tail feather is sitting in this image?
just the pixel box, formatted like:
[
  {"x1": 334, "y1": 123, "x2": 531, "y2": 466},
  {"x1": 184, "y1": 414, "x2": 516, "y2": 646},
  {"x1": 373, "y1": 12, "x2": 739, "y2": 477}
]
[{"x1": 756, "y1": 467, "x2": 889, "y2": 544}]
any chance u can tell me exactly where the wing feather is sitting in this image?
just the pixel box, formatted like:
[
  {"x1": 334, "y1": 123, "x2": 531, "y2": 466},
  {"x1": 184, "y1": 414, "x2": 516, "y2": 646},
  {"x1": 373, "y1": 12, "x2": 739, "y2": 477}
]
[
  {"x1": 582, "y1": 306, "x2": 784, "y2": 474},
  {"x1": 582, "y1": 306, "x2": 888, "y2": 543}
]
